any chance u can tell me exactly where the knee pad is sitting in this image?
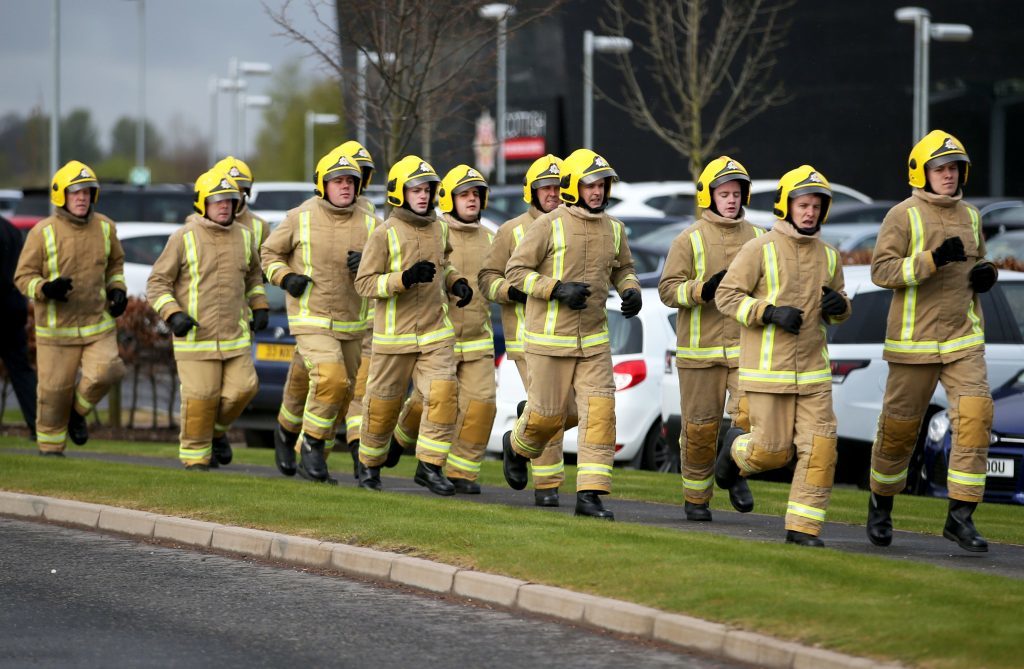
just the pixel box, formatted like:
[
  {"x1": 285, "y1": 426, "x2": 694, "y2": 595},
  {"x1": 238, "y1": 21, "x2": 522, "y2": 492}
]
[
  {"x1": 685, "y1": 420, "x2": 720, "y2": 466},
  {"x1": 96, "y1": 357, "x2": 126, "y2": 387},
  {"x1": 744, "y1": 439, "x2": 794, "y2": 472},
  {"x1": 182, "y1": 397, "x2": 219, "y2": 440},
  {"x1": 520, "y1": 410, "x2": 565, "y2": 449},
  {"x1": 582, "y1": 395, "x2": 616, "y2": 447},
  {"x1": 876, "y1": 413, "x2": 922, "y2": 458},
  {"x1": 427, "y1": 378, "x2": 458, "y2": 425},
  {"x1": 284, "y1": 360, "x2": 311, "y2": 400},
  {"x1": 366, "y1": 395, "x2": 403, "y2": 435},
  {"x1": 459, "y1": 400, "x2": 497, "y2": 445},
  {"x1": 806, "y1": 433, "x2": 838, "y2": 488},
  {"x1": 38, "y1": 387, "x2": 73, "y2": 428},
  {"x1": 733, "y1": 397, "x2": 751, "y2": 433},
  {"x1": 395, "y1": 398, "x2": 423, "y2": 447},
  {"x1": 312, "y1": 363, "x2": 349, "y2": 405},
  {"x1": 956, "y1": 395, "x2": 993, "y2": 450}
]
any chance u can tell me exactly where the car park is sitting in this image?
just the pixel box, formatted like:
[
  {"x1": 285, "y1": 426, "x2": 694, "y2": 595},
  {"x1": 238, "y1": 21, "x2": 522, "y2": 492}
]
[
  {"x1": 922, "y1": 369, "x2": 1024, "y2": 505},
  {"x1": 486, "y1": 287, "x2": 675, "y2": 470}
]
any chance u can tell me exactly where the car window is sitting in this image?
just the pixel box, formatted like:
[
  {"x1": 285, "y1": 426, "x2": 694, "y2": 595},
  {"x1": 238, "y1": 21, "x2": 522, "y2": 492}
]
[
  {"x1": 851, "y1": 235, "x2": 877, "y2": 253},
  {"x1": 747, "y1": 191, "x2": 776, "y2": 210},
  {"x1": 121, "y1": 234, "x2": 170, "y2": 265},
  {"x1": 265, "y1": 283, "x2": 287, "y2": 313},
  {"x1": 663, "y1": 195, "x2": 696, "y2": 217},
  {"x1": 609, "y1": 311, "x2": 643, "y2": 355},
  {"x1": 986, "y1": 204, "x2": 1024, "y2": 224},
  {"x1": 995, "y1": 282, "x2": 1024, "y2": 342},
  {"x1": 14, "y1": 193, "x2": 50, "y2": 216},
  {"x1": 252, "y1": 190, "x2": 311, "y2": 211},
  {"x1": 831, "y1": 192, "x2": 861, "y2": 206},
  {"x1": 631, "y1": 248, "x2": 662, "y2": 275},
  {"x1": 828, "y1": 290, "x2": 890, "y2": 343},
  {"x1": 142, "y1": 193, "x2": 193, "y2": 223},
  {"x1": 644, "y1": 195, "x2": 670, "y2": 212}
]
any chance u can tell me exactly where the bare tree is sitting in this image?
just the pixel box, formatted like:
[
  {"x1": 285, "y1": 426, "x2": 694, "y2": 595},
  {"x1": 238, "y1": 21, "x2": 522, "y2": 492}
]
[
  {"x1": 600, "y1": 0, "x2": 793, "y2": 183},
  {"x1": 266, "y1": 0, "x2": 562, "y2": 171}
]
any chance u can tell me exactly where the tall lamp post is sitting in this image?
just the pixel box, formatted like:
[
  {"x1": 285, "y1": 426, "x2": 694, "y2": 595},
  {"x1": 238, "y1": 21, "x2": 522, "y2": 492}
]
[
  {"x1": 50, "y1": 0, "x2": 60, "y2": 181},
  {"x1": 134, "y1": 0, "x2": 146, "y2": 179},
  {"x1": 238, "y1": 95, "x2": 271, "y2": 161},
  {"x1": 895, "y1": 7, "x2": 972, "y2": 143},
  {"x1": 305, "y1": 111, "x2": 341, "y2": 181},
  {"x1": 479, "y1": 3, "x2": 515, "y2": 184},
  {"x1": 227, "y1": 58, "x2": 272, "y2": 154},
  {"x1": 355, "y1": 50, "x2": 395, "y2": 148},
  {"x1": 583, "y1": 30, "x2": 632, "y2": 150}
]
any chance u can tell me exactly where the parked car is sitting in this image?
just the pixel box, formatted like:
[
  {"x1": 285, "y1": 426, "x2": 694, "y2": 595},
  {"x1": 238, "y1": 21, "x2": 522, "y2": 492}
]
[
  {"x1": 981, "y1": 200, "x2": 1024, "y2": 237},
  {"x1": 116, "y1": 222, "x2": 179, "y2": 296},
  {"x1": 984, "y1": 229, "x2": 1024, "y2": 261},
  {"x1": 818, "y1": 222, "x2": 879, "y2": 254},
  {"x1": 922, "y1": 369, "x2": 1024, "y2": 505},
  {"x1": 9, "y1": 187, "x2": 49, "y2": 231},
  {"x1": 249, "y1": 182, "x2": 314, "y2": 228},
  {"x1": 486, "y1": 287, "x2": 675, "y2": 470},
  {"x1": 9, "y1": 184, "x2": 193, "y2": 232},
  {"x1": 825, "y1": 201, "x2": 897, "y2": 223},
  {"x1": 0, "y1": 189, "x2": 21, "y2": 217}
]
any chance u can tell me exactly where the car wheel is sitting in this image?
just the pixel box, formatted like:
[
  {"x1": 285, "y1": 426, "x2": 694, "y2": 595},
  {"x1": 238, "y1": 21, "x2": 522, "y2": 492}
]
[
  {"x1": 244, "y1": 428, "x2": 274, "y2": 449},
  {"x1": 633, "y1": 420, "x2": 670, "y2": 471}
]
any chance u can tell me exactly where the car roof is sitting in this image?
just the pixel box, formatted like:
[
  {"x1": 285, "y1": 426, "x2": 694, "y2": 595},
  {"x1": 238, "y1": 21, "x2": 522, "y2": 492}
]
[
  {"x1": 250, "y1": 182, "x2": 311, "y2": 192},
  {"x1": 112, "y1": 222, "x2": 182, "y2": 237},
  {"x1": 842, "y1": 264, "x2": 1024, "y2": 294}
]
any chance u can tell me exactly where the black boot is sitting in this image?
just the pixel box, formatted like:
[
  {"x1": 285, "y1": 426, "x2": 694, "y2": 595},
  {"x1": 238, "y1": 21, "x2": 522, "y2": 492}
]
[
  {"x1": 866, "y1": 492, "x2": 894, "y2": 547},
  {"x1": 414, "y1": 460, "x2": 456, "y2": 496},
  {"x1": 785, "y1": 530, "x2": 825, "y2": 547},
  {"x1": 68, "y1": 409, "x2": 88, "y2": 446},
  {"x1": 349, "y1": 440, "x2": 360, "y2": 480},
  {"x1": 575, "y1": 491, "x2": 614, "y2": 520},
  {"x1": 357, "y1": 460, "x2": 382, "y2": 491},
  {"x1": 943, "y1": 499, "x2": 989, "y2": 553},
  {"x1": 534, "y1": 488, "x2": 559, "y2": 507},
  {"x1": 715, "y1": 429, "x2": 754, "y2": 513},
  {"x1": 684, "y1": 501, "x2": 712, "y2": 522},
  {"x1": 297, "y1": 435, "x2": 329, "y2": 482},
  {"x1": 516, "y1": 400, "x2": 527, "y2": 418},
  {"x1": 212, "y1": 435, "x2": 233, "y2": 466},
  {"x1": 273, "y1": 425, "x2": 298, "y2": 476},
  {"x1": 502, "y1": 431, "x2": 529, "y2": 490},
  {"x1": 384, "y1": 436, "x2": 406, "y2": 468},
  {"x1": 451, "y1": 477, "x2": 481, "y2": 494}
]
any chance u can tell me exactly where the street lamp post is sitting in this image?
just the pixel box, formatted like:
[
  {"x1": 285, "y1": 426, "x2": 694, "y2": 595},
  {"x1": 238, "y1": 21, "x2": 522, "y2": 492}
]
[
  {"x1": 208, "y1": 77, "x2": 243, "y2": 164},
  {"x1": 895, "y1": 7, "x2": 972, "y2": 143},
  {"x1": 305, "y1": 111, "x2": 341, "y2": 182},
  {"x1": 479, "y1": 3, "x2": 515, "y2": 184},
  {"x1": 227, "y1": 58, "x2": 272, "y2": 154},
  {"x1": 135, "y1": 0, "x2": 146, "y2": 175},
  {"x1": 238, "y1": 95, "x2": 271, "y2": 161},
  {"x1": 583, "y1": 30, "x2": 633, "y2": 150},
  {"x1": 356, "y1": 50, "x2": 396, "y2": 149},
  {"x1": 50, "y1": 0, "x2": 60, "y2": 181}
]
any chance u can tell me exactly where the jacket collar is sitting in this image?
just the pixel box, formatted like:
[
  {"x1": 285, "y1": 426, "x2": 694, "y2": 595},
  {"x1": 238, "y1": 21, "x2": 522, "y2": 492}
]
[
  {"x1": 55, "y1": 207, "x2": 91, "y2": 226},
  {"x1": 701, "y1": 208, "x2": 744, "y2": 228},
  {"x1": 772, "y1": 218, "x2": 820, "y2": 243},
  {"x1": 912, "y1": 188, "x2": 962, "y2": 209},
  {"x1": 566, "y1": 204, "x2": 604, "y2": 222},
  {"x1": 314, "y1": 196, "x2": 357, "y2": 219},
  {"x1": 391, "y1": 205, "x2": 437, "y2": 227},
  {"x1": 190, "y1": 212, "x2": 233, "y2": 231},
  {"x1": 443, "y1": 212, "x2": 480, "y2": 232}
]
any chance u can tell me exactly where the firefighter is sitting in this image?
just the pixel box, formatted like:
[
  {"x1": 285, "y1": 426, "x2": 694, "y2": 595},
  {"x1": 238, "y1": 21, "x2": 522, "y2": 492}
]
[
  {"x1": 353, "y1": 155, "x2": 472, "y2": 495},
  {"x1": 262, "y1": 147, "x2": 374, "y2": 483},
  {"x1": 866, "y1": 131, "x2": 997, "y2": 552},
  {"x1": 479, "y1": 154, "x2": 568, "y2": 506},
  {"x1": 714, "y1": 166, "x2": 850, "y2": 546},
  {"x1": 389, "y1": 165, "x2": 496, "y2": 493},
  {"x1": 503, "y1": 148, "x2": 642, "y2": 520},
  {"x1": 213, "y1": 155, "x2": 269, "y2": 248},
  {"x1": 658, "y1": 156, "x2": 762, "y2": 521},
  {"x1": 14, "y1": 161, "x2": 126, "y2": 455},
  {"x1": 147, "y1": 171, "x2": 268, "y2": 469}
]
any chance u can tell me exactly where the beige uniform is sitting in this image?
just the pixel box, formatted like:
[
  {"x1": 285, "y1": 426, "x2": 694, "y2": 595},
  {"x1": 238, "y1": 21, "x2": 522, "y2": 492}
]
[
  {"x1": 262, "y1": 196, "x2": 376, "y2": 444},
  {"x1": 147, "y1": 213, "x2": 267, "y2": 466},
  {"x1": 14, "y1": 208, "x2": 127, "y2": 453},
  {"x1": 478, "y1": 206, "x2": 567, "y2": 489},
  {"x1": 658, "y1": 210, "x2": 762, "y2": 504},
  {"x1": 354, "y1": 207, "x2": 465, "y2": 468},
  {"x1": 869, "y1": 189, "x2": 995, "y2": 501},
  {"x1": 715, "y1": 221, "x2": 850, "y2": 536},
  {"x1": 505, "y1": 204, "x2": 640, "y2": 493}
]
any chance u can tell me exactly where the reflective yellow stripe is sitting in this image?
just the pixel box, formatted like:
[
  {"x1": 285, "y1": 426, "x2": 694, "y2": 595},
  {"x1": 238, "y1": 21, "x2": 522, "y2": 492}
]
[
  {"x1": 447, "y1": 453, "x2": 481, "y2": 473},
  {"x1": 529, "y1": 461, "x2": 564, "y2": 476},
  {"x1": 27, "y1": 277, "x2": 43, "y2": 298},
  {"x1": 417, "y1": 434, "x2": 451, "y2": 455},
  {"x1": 825, "y1": 246, "x2": 837, "y2": 280},
  {"x1": 524, "y1": 271, "x2": 542, "y2": 294},
  {"x1": 361, "y1": 443, "x2": 389, "y2": 457},
  {"x1": 512, "y1": 224, "x2": 525, "y2": 245},
  {"x1": 454, "y1": 337, "x2": 494, "y2": 354},
  {"x1": 787, "y1": 501, "x2": 826, "y2": 522},
  {"x1": 513, "y1": 427, "x2": 545, "y2": 456},
  {"x1": 488, "y1": 278, "x2": 504, "y2": 301},
  {"x1": 303, "y1": 409, "x2": 336, "y2": 430},
  {"x1": 385, "y1": 227, "x2": 402, "y2": 331},
  {"x1": 576, "y1": 463, "x2": 613, "y2": 478},
  {"x1": 247, "y1": 285, "x2": 266, "y2": 299},
  {"x1": 760, "y1": 243, "x2": 780, "y2": 371},
  {"x1": 883, "y1": 332, "x2": 985, "y2": 355},
  {"x1": 37, "y1": 316, "x2": 115, "y2": 339},
  {"x1": 947, "y1": 468, "x2": 986, "y2": 486},
  {"x1": 298, "y1": 212, "x2": 313, "y2": 316},
  {"x1": 688, "y1": 230, "x2": 706, "y2": 351},
  {"x1": 373, "y1": 326, "x2": 455, "y2": 347},
  {"x1": 754, "y1": 227, "x2": 765, "y2": 237},
  {"x1": 611, "y1": 218, "x2": 622, "y2": 254},
  {"x1": 37, "y1": 430, "x2": 67, "y2": 445},
  {"x1": 279, "y1": 406, "x2": 302, "y2": 428},
  {"x1": 75, "y1": 391, "x2": 94, "y2": 412},
  {"x1": 107, "y1": 273, "x2": 125, "y2": 286},
  {"x1": 267, "y1": 261, "x2": 290, "y2": 283},
  {"x1": 173, "y1": 336, "x2": 251, "y2": 353},
  {"x1": 153, "y1": 294, "x2": 176, "y2": 312},
  {"x1": 345, "y1": 415, "x2": 362, "y2": 432},
  {"x1": 676, "y1": 345, "x2": 732, "y2": 360},
  {"x1": 418, "y1": 326, "x2": 455, "y2": 346},
  {"x1": 968, "y1": 208, "x2": 980, "y2": 248},
  {"x1": 241, "y1": 228, "x2": 252, "y2": 267},
  {"x1": 180, "y1": 445, "x2": 212, "y2": 461},
  {"x1": 870, "y1": 467, "x2": 907, "y2": 485},
  {"x1": 544, "y1": 218, "x2": 565, "y2": 336},
  {"x1": 42, "y1": 225, "x2": 58, "y2": 328},
  {"x1": 738, "y1": 367, "x2": 831, "y2": 384},
  {"x1": 288, "y1": 315, "x2": 366, "y2": 333},
  {"x1": 513, "y1": 301, "x2": 526, "y2": 350},
  {"x1": 682, "y1": 475, "x2": 713, "y2": 491},
  {"x1": 214, "y1": 422, "x2": 229, "y2": 433},
  {"x1": 581, "y1": 329, "x2": 609, "y2": 347},
  {"x1": 183, "y1": 231, "x2": 200, "y2": 345},
  {"x1": 736, "y1": 296, "x2": 757, "y2": 326},
  {"x1": 677, "y1": 282, "x2": 692, "y2": 308}
]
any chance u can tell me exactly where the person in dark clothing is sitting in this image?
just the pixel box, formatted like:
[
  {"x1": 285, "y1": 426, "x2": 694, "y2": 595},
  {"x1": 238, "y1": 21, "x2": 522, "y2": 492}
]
[{"x1": 0, "y1": 215, "x2": 37, "y2": 439}]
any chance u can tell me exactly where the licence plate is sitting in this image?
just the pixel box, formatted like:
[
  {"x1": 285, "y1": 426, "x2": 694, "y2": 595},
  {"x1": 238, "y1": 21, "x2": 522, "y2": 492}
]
[
  {"x1": 256, "y1": 343, "x2": 295, "y2": 362},
  {"x1": 986, "y1": 458, "x2": 1015, "y2": 478}
]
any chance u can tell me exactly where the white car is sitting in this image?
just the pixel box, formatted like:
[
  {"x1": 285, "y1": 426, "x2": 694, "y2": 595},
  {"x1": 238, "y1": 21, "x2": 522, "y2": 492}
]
[
  {"x1": 609, "y1": 180, "x2": 873, "y2": 226},
  {"x1": 0, "y1": 189, "x2": 21, "y2": 218},
  {"x1": 818, "y1": 222, "x2": 880, "y2": 254},
  {"x1": 249, "y1": 181, "x2": 315, "y2": 228},
  {"x1": 486, "y1": 287, "x2": 675, "y2": 469},
  {"x1": 117, "y1": 222, "x2": 180, "y2": 297}
]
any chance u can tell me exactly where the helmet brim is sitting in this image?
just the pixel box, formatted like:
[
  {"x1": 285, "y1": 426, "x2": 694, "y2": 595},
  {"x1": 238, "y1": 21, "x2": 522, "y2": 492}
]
[
  {"x1": 709, "y1": 173, "x2": 750, "y2": 189},
  {"x1": 452, "y1": 181, "x2": 486, "y2": 196},
  {"x1": 789, "y1": 185, "x2": 831, "y2": 200},
  {"x1": 324, "y1": 167, "x2": 362, "y2": 182},
  {"x1": 206, "y1": 191, "x2": 241, "y2": 204},
  {"x1": 580, "y1": 168, "x2": 617, "y2": 185},
  {"x1": 925, "y1": 153, "x2": 970, "y2": 171},
  {"x1": 66, "y1": 182, "x2": 96, "y2": 193},
  {"x1": 405, "y1": 174, "x2": 441, "y2": 189},
  {"x1": 531, "y1": 176, "x2": 559, "y2": 190}
]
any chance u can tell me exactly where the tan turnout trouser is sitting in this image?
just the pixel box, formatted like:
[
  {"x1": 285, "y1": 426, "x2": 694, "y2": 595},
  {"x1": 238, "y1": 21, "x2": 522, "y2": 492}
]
[
  {"x1": 513, "y1": 358, "x2": 568, "y2": 490},
  {"x1": 729, "y1": 390, "x2": 837, "y2": 536},
  {"x1": 177, "y1": 355, "x2": 258, "y2": 467},
  {"x1": 294, "y1": 334, "x2": 360, "y2": 443},
  {"x1": 277, "y1": 350, "x2": 307, "y2": 436},
  {"x1": 344, "y1": 331, "x2": 373, "y2": 445},
  {"x1": 359, "y1": 346, "x2": 457, "y2": 468},
  {"x1": 677, "y1": 365, "x2": 748, "y2": 504},
  {"x1": 36, "y1": 333, "x2": 125, "y2": 453},
  {"x1": 870, "y1": 353, "x2": 991, "y2": 502},
  {"x1": 511, "y1": 352, "x2": 614, "y2": 493}
]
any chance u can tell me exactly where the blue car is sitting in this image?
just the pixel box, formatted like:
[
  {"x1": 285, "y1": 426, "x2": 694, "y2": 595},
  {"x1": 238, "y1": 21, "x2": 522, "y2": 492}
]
[{"x1": 922, "y1": 370, "x2": 1024, "y2": 505}]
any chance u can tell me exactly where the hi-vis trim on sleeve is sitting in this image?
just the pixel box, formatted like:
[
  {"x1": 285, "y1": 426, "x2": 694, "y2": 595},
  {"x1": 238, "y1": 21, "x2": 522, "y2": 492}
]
[
  {"x1": 101, "y1": 220, "x2": 112, "y2": 259},
  {"x1": 107, "y1": 273, "x2": 125, "y2": 287},
  {"x1": 900, "y1": 207, "x2": 925, "y2": 287},
  {"x1": 42, "y1": 225, "x2": 59, "y2": 328},
  {"x1": 384, "y1": 226, "x2": 403, "y2": 333},
  {"x1": 524, "y1": 271, "x2": 542, "y2": 294},
  {"x1": 736, "y1": 296, "x2": 758, "y2": 326},
  {"x1": 968, "y1": 208, "x2": 980, "y2": 248},
  {"x1": 298, "y1": 212, "x2": 314, "y2": 315},
  {"x1": 687, "y1": 230, "x2": 706, "y2": 350},
  {"x1": 241, "y1": 228, "x2": 253, "y2": 266},
  {"x1": 512, "y1": 223, "x2": 525, "y2": 246},
  {"x1": 825, "y1": 246, "x2": 837, "y2": 280},
  {"x1": 611, "y1": 218, "x2": 622, "y2": 254},
  {"x1": 488, "y1": 277, "x2": 504, "y2": 301},
  {"x1": 153, "y1": 294, "x2": 176, "y2": 312},
  {"x1": 247, "y1": 284, "x2": 267, "y2": 299},
  {"x1": 759, "y1": 242, "x2": 781, "y2": 372},
  {"x1": 544, "y1": 218, "x2": 566, "y2": 336},
  {"x1": 183, "y1": 231, "x2": 201, "y2": 344},
  {"x1": 267, "y1": 261, "x2": 290, "y2": 283}
]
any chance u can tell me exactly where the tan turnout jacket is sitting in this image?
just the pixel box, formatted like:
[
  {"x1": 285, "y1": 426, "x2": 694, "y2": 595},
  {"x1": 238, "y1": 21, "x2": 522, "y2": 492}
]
[
  {"x1": 445, "y1": 214, "x2": 494, "y2": 361},
  {"x1": 15, "y1": 208, "x2": 125, "y2": 345}
]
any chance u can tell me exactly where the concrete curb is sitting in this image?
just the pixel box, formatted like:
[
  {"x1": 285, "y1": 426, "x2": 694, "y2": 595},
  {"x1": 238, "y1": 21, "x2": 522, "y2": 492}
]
[{"x1": 0, "y1": 491, "x2": 900, "y2": 669}]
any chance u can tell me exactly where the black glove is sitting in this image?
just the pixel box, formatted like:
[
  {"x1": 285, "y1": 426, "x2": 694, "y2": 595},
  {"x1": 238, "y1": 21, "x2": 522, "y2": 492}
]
[
  {"x1": 762, "y1": 304, "x2": 804, "y2": 335},
  {"x1": 402, "y1": 260, "x2": 436, "y2": 288},
  {"x1": 932, "y1": 236, "x2": 966, "y2": 267},
  {"x1": 507, "y1": 285, "x2": 528, "y2": 304},
  {"x1": 41, "y1": 277, "x2": 73, "y2": 302},
  {"x1": 700, "y1": 269, "x2": 727, "y2": 303},
  {"x1": 281, "y1": 273, "x2": 312, "y2": 298},
  {"x1": 107, "y1": 288, "x2": 128, "y2": 317},
  {"x1": 346, "y1": 250, "x2": 362, "y2": 274},
  {"x1": 821, "y1": 286, "x2": 846, "y2": 317},
  {"x1": 969, "y1": 263, "x2": 997, "y2": 293},
  {"x1": 551, "y1": 281, "x2": 591, "y2": 310},
  {"x1": 167, "y1": 312, "x2": 199, "y2": 337},
  {"x1": 620, "y1": 288, "x2": 642, "y2": 319},
  {"x1": 251, "y1": 308, "x2": 269, "y2": 332},
  {"x1": 451, "y1": 278, "x2": 473, "y2": 308}
]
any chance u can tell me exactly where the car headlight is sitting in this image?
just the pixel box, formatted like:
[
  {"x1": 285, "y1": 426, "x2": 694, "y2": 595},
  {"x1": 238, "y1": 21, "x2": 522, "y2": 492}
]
[{"x1": 927, "y1": 411, "x2": 950, "y2": 443}]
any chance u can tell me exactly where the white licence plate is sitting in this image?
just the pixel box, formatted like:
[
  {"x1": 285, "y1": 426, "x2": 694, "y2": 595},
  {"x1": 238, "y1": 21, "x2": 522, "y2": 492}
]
[{"x1": 987, "y1": 458, "x2": 1015, "y2": 478}]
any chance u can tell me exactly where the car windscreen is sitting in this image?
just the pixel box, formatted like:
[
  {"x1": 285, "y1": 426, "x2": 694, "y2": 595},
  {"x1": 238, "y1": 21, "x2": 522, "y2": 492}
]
[
  {"x1": 252, "y1": 190, "x2": 311, "y2": 211},
  {"x1": 100, "y1": 191, "x2": 193, "y2": 223},
  {"x1": 609, "y1": 310, "x2": 643, "y2": 355},
  {"x1": 121, "y1": 234, "x2": 170, "y2": 265}
]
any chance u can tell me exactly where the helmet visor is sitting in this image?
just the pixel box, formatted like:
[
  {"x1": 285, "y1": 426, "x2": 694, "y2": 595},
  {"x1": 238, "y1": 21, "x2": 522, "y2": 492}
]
[
  {"x1": 405, "y1": 174, "x2": 440, "y2": 189},
  {"x1": 324, "y1": 166, "x2": 361, "y2": 182},
  {"x1": 531, "y1": 176, "x2": 560, "y2": 190},
  {"x1": 206, "y1": 191, "x2": 241, "y2": 204},
  {"x1": 580, "y1": 167, "x2": 617, "y2": 185},
  {"x1": 925, "y1": 153, "x2": 970, "y2": 171},
  {"x1": 709, "y1": 173, "x2": 750, "y2": 190},
  {"x1": 66, "y1": 181, "x2": 96, "y2": 194},
  {"x1": 789, "y1": 185, "x2": 830, "y2": 200}
]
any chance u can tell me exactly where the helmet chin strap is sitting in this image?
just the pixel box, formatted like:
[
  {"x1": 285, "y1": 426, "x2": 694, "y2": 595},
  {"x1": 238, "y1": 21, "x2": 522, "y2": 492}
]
[{"x1": 787, "y1": 217, "x2": 820, "y2": 236}]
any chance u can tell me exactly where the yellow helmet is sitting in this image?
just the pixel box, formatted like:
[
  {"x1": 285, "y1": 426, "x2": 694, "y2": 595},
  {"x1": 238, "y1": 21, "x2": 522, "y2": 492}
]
[
  {"x1": 213, "y1": 156, "x2": 254, "y2": 194},
  {"x1": 193, "y1": 169, "x2": 241, "y2": 218},
  {"x1": 908, "y1": 129, "x2": 970, "y2": 190},
  {"x1": 695, "y1": 156, "x2": 751, "y2": 209},
  {"x1": 51, "y1": 160, "x2": 100, "y2": 208},
  {"x1": 522, "y1": 154, "x2": 564, "y2": 205},
  {"x1": 559, "y1": 148, "x2": 618, "y2": 207},
  {"x1": 772, "y1": 165, "x2": 832, "y2": 225},
  {"x1": 314, "y1": 148, "x2": 363, "y2": 200},
  {"x1": 386, "y1": 155, "x2": 440, "y2": 208},
  {"x1": 337, "y1": 140, "x2": 375, "y2": 193},
  {"x1": 438, "y1": 165, "x2": 489, "y2": 214}
]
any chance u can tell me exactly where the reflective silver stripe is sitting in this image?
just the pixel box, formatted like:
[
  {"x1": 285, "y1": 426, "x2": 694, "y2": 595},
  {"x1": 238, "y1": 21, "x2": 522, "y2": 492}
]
[
  {"x1": 42, "y1": 225, "x2": 58, "y2": 329},
  {"x1": 544, "y1": 218, "x2": 565, "y2": 336},
  {"x1": 786, "y1": 501, "x2": 826, "y2": 522},
  {"x1": 298, "y1": 211, "x2": 313, "y2": 316},
  {"x1": 870, "y1": 467, "x2": 907, "y2": 485},
  {"x1": 183, "y1": 231, "x2": 200, "y2": 345}
]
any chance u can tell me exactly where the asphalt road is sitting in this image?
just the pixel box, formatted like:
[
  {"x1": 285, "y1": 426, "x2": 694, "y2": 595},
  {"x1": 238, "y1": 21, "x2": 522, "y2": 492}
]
[{"x1": 0, "y1": 517, "x2": 739, "y2": 669}]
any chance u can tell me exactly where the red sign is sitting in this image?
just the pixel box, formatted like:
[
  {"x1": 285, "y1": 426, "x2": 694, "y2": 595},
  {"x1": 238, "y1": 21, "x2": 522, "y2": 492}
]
[{"x1": 504, "y1": 136, "x2": 546, "y2": 161}]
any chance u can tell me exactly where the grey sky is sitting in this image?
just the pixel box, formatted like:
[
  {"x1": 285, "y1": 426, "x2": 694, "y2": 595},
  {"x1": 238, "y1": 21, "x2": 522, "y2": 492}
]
[{"x1": 0, "y1": 0, "x2": 331, "y2": 155}]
